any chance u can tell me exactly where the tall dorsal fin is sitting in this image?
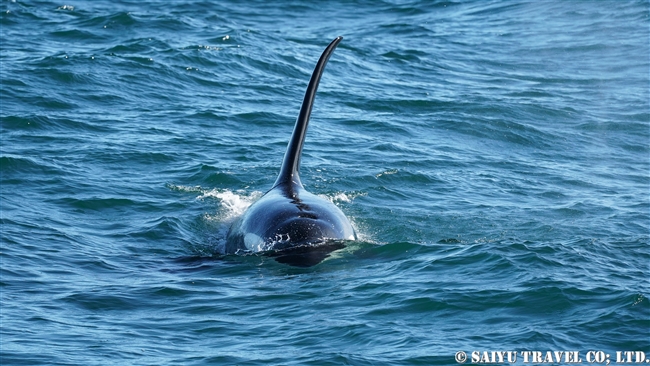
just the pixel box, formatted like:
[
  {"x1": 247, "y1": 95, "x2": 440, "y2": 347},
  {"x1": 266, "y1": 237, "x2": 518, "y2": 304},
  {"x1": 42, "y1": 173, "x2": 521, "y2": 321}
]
[{"x1": 273, "y1": 36, "x2": 343, "y2": 188}]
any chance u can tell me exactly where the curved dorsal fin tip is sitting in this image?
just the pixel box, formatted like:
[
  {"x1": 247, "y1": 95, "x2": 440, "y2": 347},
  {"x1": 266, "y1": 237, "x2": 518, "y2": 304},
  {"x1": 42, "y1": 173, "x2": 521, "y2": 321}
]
[{"x1": 274, "y1": 37, "x2": 343, "y2": 188}]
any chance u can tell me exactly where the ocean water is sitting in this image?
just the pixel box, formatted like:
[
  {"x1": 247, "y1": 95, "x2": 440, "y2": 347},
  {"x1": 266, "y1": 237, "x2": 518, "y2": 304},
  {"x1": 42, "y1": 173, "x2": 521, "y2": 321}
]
[{"x1": 1, "y1": 0, "x2": 649, "y2": 364}]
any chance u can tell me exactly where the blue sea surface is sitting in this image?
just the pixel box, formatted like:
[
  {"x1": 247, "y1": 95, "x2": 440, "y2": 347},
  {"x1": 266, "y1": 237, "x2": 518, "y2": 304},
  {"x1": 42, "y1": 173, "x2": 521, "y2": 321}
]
[{"x1": 1, "y1": 1, "x2": 649, "y2": 365}]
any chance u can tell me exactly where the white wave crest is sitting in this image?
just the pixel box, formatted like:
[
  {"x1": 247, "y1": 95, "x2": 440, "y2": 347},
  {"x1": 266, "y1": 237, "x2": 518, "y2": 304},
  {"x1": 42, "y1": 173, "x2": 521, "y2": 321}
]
[
  {"x1": 319, "y1": 191, "x2": 367, "y2": 203},
  {"x1": 199, "y1": 188, "x2": 262, "y2": 221}
]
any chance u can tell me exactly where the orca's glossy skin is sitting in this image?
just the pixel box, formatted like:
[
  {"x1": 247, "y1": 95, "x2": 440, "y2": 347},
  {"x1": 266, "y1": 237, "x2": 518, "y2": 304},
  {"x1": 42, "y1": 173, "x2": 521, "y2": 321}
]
[{"x1": 225, "y1": 37, "x2": 356, "y2": 266}]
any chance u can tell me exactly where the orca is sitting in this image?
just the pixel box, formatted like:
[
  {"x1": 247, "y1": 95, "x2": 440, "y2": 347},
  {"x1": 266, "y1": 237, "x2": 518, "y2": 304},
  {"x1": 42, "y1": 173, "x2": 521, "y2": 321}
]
[{"x1": 225, "y1": 36, "x2": 356, "y2": 266}]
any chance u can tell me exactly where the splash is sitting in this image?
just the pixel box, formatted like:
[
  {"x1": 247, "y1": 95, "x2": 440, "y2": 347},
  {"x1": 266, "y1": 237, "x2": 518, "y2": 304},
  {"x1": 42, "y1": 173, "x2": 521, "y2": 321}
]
[
  {"x1": 198, "y1": 188, "x2": 262, "y2": 221},
  {"x1": 168, "y1": 184, "x2": 262, "y2": 221},
  {"x1": 319, "y1": 190, "x2": 367, "y2": 203},
  {"x1": 168, "y1": 184, "x2": 263, "y2": 255}
]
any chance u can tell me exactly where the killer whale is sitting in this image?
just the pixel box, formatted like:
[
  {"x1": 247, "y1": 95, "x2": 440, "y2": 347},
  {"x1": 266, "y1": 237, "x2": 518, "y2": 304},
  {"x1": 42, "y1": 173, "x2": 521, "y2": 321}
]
[{"x1": 225, "y1": 36, "x2": 356, "y2": 266}]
